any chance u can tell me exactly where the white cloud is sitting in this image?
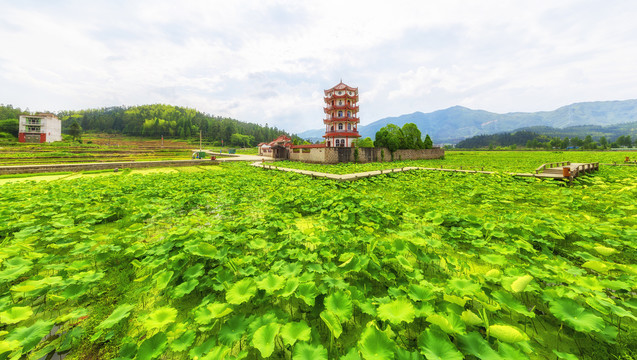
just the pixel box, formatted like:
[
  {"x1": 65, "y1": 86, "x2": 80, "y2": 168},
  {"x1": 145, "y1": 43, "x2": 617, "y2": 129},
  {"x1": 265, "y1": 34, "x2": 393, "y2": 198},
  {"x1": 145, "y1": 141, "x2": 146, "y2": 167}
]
[{"x1": 1, "y1": 0, "x2": 637, "y2": 133}]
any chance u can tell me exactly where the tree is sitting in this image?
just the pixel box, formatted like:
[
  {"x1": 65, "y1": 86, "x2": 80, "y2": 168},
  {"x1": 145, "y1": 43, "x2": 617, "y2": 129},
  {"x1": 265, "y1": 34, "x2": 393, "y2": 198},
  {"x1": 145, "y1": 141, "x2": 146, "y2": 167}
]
[
  {"x1": 401, "y1": 123, "x2": 422, "y2": 149},
  {"x1": 599, "y1": 136, "x2": 608, "y2": 149},
  {"x1": 561, "y1": 137, "x2": 570, "y2": 149},
  {"x1": 355, "y1": 137, "x2": 374, "y2": 147},
  {"x1": 423, "y1": 134, "x2": 433, "y2": 149},
  {"x1": 374, "y1": 124, "x2": 403, "y2": 154},
  {"x1": 68, "y1": 120, "x2": 82, "y2": 141}
]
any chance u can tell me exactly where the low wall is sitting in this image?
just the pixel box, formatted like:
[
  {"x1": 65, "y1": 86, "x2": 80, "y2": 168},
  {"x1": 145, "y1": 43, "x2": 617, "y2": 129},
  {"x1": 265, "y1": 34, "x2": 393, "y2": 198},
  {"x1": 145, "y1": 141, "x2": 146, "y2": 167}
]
[
  {"x1": 287, "y1": 147, "x2": 444, "y2": 164},
  {"x1": 0, "y1": 159, "x2": 219, "y2": 175}
]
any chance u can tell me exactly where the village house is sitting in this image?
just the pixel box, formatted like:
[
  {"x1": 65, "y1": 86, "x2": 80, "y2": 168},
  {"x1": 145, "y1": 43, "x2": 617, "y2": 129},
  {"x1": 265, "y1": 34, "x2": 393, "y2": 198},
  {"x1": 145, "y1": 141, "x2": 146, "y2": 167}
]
[{"x1": 18, "y1": 113, "x2": 62, "y2": 143}]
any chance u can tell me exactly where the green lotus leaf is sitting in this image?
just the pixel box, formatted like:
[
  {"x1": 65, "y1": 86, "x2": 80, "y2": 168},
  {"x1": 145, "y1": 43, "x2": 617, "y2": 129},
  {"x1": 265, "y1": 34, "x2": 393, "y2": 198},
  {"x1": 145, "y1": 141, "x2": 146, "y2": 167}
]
[
  {"x1": 484, "y1": 269, "x2": 502, "y2": 280},
  {"x1": 96, "y1": 304, "x2": 135, "y2": 330},
  {"x1": 377, "y1": 298, "x2": 415, "y2": 325},
  {"x1": 293, "y1": 342, "x2": 328, "y2": 360},
  {"x1": 195, "y1": 302, "x2": 233, "y2": 324},
  {"x1": 200, "y1": 345, "x2": 231, "y2": 360},
  {"x1": 582, "y1": 260, "x2": 612, "y2": 274},
  {"x1": 426, "y1": 312, "x2": 465, "y2": 335},
  {"x1": 460, "y1": 310, "x2": 484, "y2": 326},
  {"x1": 279, "y1": 277, "x2": 300, "y2": 297},
  {"x1": 155, "y1": 270, "x2": 174, "y2": 290},
  {"x1": 170, "y1": 329, "x2": 195, "y2": 352},
  {"x1": 593, "y1": 245, "x2": 617, "y2": 256},
  {"x1": 491, "y1": 291, "x2": 535, "y2": 318},
  {"x1": 0, "y1": 306, "x2": 33, "y2": 324},
  {"x1": 137, "y1": 332, "x2": 168, "y2": 360},
  {"x1": 340, "y1": 348, "x2": 362, "y2": 360},
  {"x1": 0, "y1": 339, "x2": 21, "y2": 355},
  {"x1": 226, "y1": 278, "x2": 257, "y2": 305},
  {"x1": 11, "y1": 279, "x2": 46, "y2": 293},
  {"x1": 510, "y1": 275, "x2": 533, "y2": 293},
  {"x1": 320, "y1": 310, "x2": 343, "y2": 339},
  {"x1": 6, "y1": 320, "x2": 54, "y2": 354},
  {"x1": 498, "y1": 343, "x2": 529, "y2": 359},
  {"x1": 458, "y1": 331, "x2": 502, "y2": 360},
  {"x1": 251, "y1": 323, "x2": 281, "y2": 358},
  {"x1": 553, "y1": 349, "x2": 579, "y2": 360},
  {"x1": 280, "y1": 321, "x2": 311, "y2": 346},
  {"x1": 219, "y1": 314, "x2": 250, "y2": 345},
  {"x1": 447, "y1": 277, "x2": 482, "y2": 297},
  {"x1": 188, "y1": 243, "x2": 218, "y2": 258},
  {"x1": 257, "y1": 273, "x2": 286, "y2": 294},
  {"x1": 394, "y1": 348, "x2": 421, "y2": 360},
  {"x1": 487, "y1": 324, "x2": 529, "y2": 343},
  {"x1": 189, "y1": 337, "x2": 217, "y2": 359},
  {"x1": 144, "y1": 307, "x2": 177, "y2": 330},
  {"x1": 173, "y1": 279, "x2": 199, "y2": 298},
  {"x1": 358, "y1": 326, "x2": 395, "y2": 360},
  {"x1": 296, "y1": 282, "x2": 319, "y2": 306},
  {"x1": 0, "y1": 257, "x2": 32, "y2": 282},
  {"x1": 417, "y1": 327, "x2": 462, "y2": 360},
  {"x1": 549, "y1": 298, "x2": 605, "y2": 333},
  {"x1": 407, "y1": 284, "x2": 436, "y2": 302},
  {"x1": 183, "y1": 263, "x2": 205, "y2": 280},
  {"x1": 443, "y1": 294, "x2": 467, "y2": 307},
  {"x1": 325, "y1": 291, "x2": 353, "y2": 320}
]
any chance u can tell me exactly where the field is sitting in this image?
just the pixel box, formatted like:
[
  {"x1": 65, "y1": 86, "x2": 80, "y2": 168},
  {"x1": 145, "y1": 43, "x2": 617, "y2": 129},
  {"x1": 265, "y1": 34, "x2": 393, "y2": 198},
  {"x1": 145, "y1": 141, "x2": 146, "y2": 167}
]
[
  {"x1": 0, "y1": 151, "x2": 635, "y2": 360},
  {"x1": 0, "y1": 135, "x2": 255, "y2": 166}
]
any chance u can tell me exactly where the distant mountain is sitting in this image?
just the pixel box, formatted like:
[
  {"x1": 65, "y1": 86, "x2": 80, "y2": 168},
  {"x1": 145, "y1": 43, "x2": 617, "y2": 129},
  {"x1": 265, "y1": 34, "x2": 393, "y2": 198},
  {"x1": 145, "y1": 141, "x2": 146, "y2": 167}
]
[{"x1": 297, "y1": 99, "x2": 637, "y2": 144}]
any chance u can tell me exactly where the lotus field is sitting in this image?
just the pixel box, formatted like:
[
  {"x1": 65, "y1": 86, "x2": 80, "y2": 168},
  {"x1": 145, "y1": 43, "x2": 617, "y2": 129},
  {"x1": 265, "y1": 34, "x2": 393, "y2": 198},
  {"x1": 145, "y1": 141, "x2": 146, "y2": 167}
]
[{"x1": 0, "y1": 151, "x2": 635, "y2": 360}]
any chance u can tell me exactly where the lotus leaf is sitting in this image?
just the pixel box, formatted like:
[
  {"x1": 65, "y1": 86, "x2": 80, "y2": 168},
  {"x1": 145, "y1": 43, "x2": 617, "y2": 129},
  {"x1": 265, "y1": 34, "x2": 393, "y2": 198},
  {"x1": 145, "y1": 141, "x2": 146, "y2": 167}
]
[
  {"x1": 170, "y1": 329, "x2": 195, "y2": 352},
  {"x1": 417, "y1": 328, "x2": 462, "y2": 360},
  {"x1": 458, "y1": 331, "x2": 502, "y2": 360},
  {"x1": 96, "y1": 304, "x2": 134, "y2": 330},
  {"x1": 226, "y1": 278, "x2": 257, "y2": 305},
  {"x1": 251, "y1": 323, "x2": 281, "y2": 358},
  {"x1": 377, "y1": 298, "x2": 415, "y2": 325},
  {"x1": 137, "y1": 332, "x2": 168, "y2": 360},
  {"x1": 325, "y1": 291, "x2": 353, "y2": 320},
  {"x1": 320, "y1": 310, "x2": 343, "y2": 338},
  {"x1": 293, "y1": 342, "x2": 328, "y2": 360},
  {"x1": 549, "y1": 298, "x2": 605, "y2": 333},
  {"x1": 510, "y1": 275, "x2": 533, "y2": 293},
  {"x1": 257, "y1": 273, "x2": 286, "y2": 294},
  {"x1": 144, "y1": 306, "x2": 177, "y2": 330},
  {"x1": 426, "y1": 312, "x2": 465, "y2": 335},
  {"x1": 358, "y1": 326, "x2": 395, "y2": 360},
  {"x1": 487, "y1": 324, "x2": 529, "y2": 343},
  {"x1": 6, "y1": 320, "x2": 54, "y2": 354},
  {"x1": 280, "y1": 321, "x2": 312, "y2": 346},
  {"x1": 0, "y1": 306, "x2": 33, "y2": 324},
  {"x1": 173, "y1": 279, "x2": 199, "y2": 298}
]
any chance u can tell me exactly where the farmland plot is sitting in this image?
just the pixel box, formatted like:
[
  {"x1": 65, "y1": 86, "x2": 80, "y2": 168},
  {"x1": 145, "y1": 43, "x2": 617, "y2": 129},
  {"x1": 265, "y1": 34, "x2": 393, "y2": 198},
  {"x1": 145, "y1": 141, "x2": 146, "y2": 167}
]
[{"x1": 0, "y1": 158, "x2": 635, "y2": 359}]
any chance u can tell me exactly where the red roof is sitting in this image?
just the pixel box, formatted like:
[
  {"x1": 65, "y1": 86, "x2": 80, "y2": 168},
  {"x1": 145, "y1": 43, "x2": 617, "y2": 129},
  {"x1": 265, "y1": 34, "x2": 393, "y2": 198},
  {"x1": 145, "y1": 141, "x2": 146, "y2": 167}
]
[
  {"x1": 290, "y1": 144, "x2": 326, "y2": 149},
  {"x1": 322, "y1": 132, "x2": 361, "y2": 138},
  {"x1": 264, "y1": 135, "x2": 292, "y2": 147},
  {"x1": 324, "y1": 81, "x2": 357, "y2": 94}
]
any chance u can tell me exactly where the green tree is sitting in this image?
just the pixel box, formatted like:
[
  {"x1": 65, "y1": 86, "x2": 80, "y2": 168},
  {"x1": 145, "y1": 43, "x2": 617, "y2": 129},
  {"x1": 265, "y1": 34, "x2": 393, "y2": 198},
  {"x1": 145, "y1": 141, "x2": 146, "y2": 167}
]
[
  {"x1": 68, "y1": 120, "x2": 82, "y2": 141},
  {"x1": 355, "y1": 137, "x2": 374, "y2": 147},
  {"x1": 561, "y1": 137, "x2": 570, "y2": 149},
  {"x1": 423, "y1": 134, "x2": 433, "y2": 149},
  {"x1": 401, "y1": 123, "x2": 422, "y2": 149},
  {"x1": 599, "y1": 136, "x2": 608, "y2": 149},
  {"x1": 374, "y1": 124, "x2": 403, "y2": 155}
]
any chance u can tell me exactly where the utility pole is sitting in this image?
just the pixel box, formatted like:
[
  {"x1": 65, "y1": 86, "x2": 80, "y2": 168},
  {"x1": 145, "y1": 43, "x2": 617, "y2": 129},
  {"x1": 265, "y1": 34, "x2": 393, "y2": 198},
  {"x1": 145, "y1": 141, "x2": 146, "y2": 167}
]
[{"x1": 161, "y1": 135, "x2": 164, "y2": 149}]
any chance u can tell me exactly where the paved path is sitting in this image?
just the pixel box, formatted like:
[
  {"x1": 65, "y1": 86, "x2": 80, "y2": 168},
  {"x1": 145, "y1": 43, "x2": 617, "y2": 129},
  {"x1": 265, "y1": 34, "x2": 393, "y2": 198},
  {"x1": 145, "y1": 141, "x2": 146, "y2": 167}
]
[{"x1": 251, "y1": 161, "x2": 599, "y2": 182}]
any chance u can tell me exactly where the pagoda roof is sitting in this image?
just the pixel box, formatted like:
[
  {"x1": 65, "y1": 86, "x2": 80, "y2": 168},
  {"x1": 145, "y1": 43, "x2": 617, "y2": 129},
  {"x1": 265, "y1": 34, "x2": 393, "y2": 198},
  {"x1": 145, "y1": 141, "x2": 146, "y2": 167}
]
[{"x1": 324, "y1": 81, "x2": 357, "y2": 94}]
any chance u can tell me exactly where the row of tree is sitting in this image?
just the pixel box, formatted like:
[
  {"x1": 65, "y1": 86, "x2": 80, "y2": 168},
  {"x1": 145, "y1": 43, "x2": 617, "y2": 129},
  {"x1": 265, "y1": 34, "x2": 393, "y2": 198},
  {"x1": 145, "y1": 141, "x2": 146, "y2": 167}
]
[
  {"x1": 456, "y1": 130, "x2": 635, "y2": 149},
  {"x1": 373, "y1": 123, "x2": 433, "y2": 152},
  {"x1": 0, "y1": 104, "x2": 291, "y2": 147}
]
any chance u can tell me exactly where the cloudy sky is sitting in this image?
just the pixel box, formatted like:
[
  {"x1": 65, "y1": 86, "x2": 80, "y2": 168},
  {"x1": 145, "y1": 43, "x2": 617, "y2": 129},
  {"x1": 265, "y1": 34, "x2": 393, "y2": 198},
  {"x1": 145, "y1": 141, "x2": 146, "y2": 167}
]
[{"x1": 1, "y1": 1, "x2": 636, "y2": 133}]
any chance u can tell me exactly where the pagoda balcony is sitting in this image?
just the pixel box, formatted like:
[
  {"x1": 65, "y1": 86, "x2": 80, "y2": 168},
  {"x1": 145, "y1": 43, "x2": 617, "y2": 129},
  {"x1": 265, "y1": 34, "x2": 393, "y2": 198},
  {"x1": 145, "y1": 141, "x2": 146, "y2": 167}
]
[
  {"x1": 322, "y1": 130, "x2": 361, "y2": 138},
  {"x1": 324, "y1": 94, "x2": 358, "y2": 101},
  {"x1": 324, "y1": 116, "x2": 360, "y2": 123},
  {"x1": 324, "y1": 104, "x2": 359, "y2": 112}
]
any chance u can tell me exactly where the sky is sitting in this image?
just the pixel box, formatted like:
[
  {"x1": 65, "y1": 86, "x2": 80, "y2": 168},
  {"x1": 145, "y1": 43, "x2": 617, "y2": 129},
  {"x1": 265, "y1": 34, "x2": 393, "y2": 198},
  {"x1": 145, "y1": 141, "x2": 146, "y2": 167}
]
[{"x1": 1, "y1": 0, "x2": 637, "y2": 134}]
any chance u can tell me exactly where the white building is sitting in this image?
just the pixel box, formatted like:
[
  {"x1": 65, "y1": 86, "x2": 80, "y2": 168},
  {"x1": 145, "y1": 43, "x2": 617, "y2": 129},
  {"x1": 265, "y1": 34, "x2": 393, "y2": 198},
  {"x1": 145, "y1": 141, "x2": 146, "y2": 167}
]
[{"x1": 18, "y1": 113, "x2": 62, "y2": 143}]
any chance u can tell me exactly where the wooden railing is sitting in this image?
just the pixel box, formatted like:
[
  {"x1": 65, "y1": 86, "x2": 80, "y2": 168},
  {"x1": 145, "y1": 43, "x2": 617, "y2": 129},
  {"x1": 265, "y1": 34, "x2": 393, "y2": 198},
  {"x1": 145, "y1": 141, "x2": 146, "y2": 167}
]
[{"x1": 535, "y1": 161, "x2": 570, "y2": 174}]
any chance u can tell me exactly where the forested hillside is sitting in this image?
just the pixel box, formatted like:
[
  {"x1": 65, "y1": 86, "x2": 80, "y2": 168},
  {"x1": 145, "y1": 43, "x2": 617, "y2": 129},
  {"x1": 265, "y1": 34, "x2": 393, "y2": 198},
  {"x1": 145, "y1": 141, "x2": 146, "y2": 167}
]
[{"x1": 1, "y1": 104, "x2": 290, "y2": 146}]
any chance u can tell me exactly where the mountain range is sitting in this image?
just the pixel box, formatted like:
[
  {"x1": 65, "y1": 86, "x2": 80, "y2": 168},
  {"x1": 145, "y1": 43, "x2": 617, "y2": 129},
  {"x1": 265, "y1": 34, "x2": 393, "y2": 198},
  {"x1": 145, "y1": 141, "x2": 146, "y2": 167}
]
[{"x1": 297, "y1": 99, "x2": 637, "y2": 144}]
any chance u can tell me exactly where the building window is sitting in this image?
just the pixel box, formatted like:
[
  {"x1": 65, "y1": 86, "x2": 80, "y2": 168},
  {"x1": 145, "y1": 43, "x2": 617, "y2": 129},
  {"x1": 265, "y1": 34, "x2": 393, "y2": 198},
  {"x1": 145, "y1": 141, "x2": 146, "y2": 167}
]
[
  {"x1": 330, "y1": 125, "x2": 334, "y2": 131},
  {"x1": 347, "y1": 111, "x2": 351, "y2": 117},
  {"x1": 338, "y1": 123, "x2": 343, "y2": 130},
  {"x1": 338, "y1": 111, "x2": 343, "y2": 117},
  {"x1": 335, "y1": 139, "x2": 340, "y2": 146},
  {"x1": 348, "y1": 123, "x2": 351, "y2": 130}
]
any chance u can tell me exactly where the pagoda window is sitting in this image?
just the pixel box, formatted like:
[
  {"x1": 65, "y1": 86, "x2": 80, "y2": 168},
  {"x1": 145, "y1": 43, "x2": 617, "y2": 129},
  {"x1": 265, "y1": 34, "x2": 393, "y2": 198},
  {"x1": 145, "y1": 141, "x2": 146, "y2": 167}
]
[
  {"x1": 347, "y1": 111, "x2": 351, "y2": 117},
  {"x1": 338, "y1": 123, "x2": 343, "y2": 130},
  {"x1": 348, "y1": 123, "x2": 352, "y2": 130},
  {"x1": 335, "y1": 139, "x2": 340, "y2": 146},
  {"x1": 330, "y1": 125, "x2": 334, "y2": 131},
  {"x1": 339, "y1": 100, "x2": 343, "y2": 105},
  {"x1": 338, "y1": 111, "x2": 343, "y2": 117}
]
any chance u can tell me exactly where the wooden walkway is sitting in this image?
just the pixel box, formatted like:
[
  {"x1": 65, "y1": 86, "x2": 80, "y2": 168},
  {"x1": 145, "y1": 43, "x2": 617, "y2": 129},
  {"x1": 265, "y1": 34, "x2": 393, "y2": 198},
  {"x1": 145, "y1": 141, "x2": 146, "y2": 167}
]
[{"x1": 251, "y1": 161, "x2": 600, "y2": 182}]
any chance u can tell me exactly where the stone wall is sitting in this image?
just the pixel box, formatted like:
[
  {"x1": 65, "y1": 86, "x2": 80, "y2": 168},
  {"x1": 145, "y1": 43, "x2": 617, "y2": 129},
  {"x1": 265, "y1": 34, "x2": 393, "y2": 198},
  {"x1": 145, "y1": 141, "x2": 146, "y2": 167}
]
[{"x1": 288, "y1": 147, "x2": 444, "y2": 164}]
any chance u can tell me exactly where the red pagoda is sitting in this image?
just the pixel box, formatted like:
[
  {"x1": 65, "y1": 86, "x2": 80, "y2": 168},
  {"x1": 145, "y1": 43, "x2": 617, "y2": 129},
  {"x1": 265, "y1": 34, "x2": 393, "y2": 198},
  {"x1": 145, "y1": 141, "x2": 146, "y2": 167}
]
[{"x1": 323, "y1": 81, "x2": 360, "y2": 147}]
